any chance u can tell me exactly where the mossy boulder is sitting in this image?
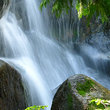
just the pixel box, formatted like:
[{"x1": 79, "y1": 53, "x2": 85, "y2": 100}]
[
  {"x1": 51, "y1": 74, "x2": 110, "y2": 110},
  {"x1": 0, "y1": 60, "x2": 26, "y2": 110}
]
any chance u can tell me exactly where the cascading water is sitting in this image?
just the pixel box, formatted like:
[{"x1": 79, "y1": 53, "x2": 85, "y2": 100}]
[{"x1": 0, "y1": 0, "x2": 110, "y2": 110}]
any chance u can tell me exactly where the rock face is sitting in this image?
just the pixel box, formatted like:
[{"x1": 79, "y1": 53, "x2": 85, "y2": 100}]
[
  {"x1": 0, "y1": 0, "x2": 10, "y2": 18},
  {"x1": 51, "y1": 74, "x2": 110, "y2": 110},
  {"x1": 0, "y1": 60, "x2": 26, "y2": 110}
]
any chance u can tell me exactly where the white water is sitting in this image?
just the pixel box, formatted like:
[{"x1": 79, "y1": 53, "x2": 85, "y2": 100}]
[{"x1": 0, "y1": 0, "x2": 110, "y2": 110}]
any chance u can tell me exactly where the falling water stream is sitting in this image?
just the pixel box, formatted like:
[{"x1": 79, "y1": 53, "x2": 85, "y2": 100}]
[{"x1": 0, "y1": 0, "x2": 110, "y2": 110}]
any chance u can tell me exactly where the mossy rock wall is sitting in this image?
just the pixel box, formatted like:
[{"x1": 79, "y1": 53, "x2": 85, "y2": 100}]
[{"x1": 51, "y1": 74, "x2": 110, "y2": 110}]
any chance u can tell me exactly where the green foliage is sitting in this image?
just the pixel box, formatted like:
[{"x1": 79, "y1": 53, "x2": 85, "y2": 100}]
[
  {"x1": 76, "y1": 79, "x2": 94, "y2": 96},
  {"x1": 25, "y1": 105, "x2": 48, "y2": 110},
  {"x1": 40, "y1": 0, "x2": 50, "y2": 11},
  {"x1": 40, "y1": 0, "x2": 73, "y2": 17},
  {"x1": 40, "y1": 0, "x2": 110, "y2": 23},
  {"x1": 88, "y1": 99, "x2": 110, "y2": 110},
  {"x1": 76, "y1": 0, "x2": 110, "y2": 23}
]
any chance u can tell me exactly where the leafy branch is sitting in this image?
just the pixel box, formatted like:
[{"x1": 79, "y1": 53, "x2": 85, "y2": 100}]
[
  {"x1": 40, "y1": 0, "x2": 110, "y2": 23},
  {"x1": 25, "y1": 105, "x2": 48, "y2": 110}
]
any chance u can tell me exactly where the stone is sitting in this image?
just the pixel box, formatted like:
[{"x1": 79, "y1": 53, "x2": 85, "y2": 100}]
[
  {"x1": 51, "y1": 74, "x2": 110, "y2": 110},
  {"x1": 0, "y1": 0, "x2": 10, "y2": 19},
  {"x1": 0, "y1": 60, "x2": 26, "y2": 110}
]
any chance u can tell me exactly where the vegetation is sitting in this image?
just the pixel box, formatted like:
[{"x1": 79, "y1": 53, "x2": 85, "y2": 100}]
[
  {"x1": 76, "y1": 79, "x2": 94, "y2": 96},
  {"x1": 67, "y1": 93, "x2": 73, "y2": 109},
  {"x1": 40, "y1": 0, "x2": 110, "y2": 23},
  {"x1": 88, "y1": 99, "x2": 110, "y2": 110},
  {"x1": 67, "y1": 83, "x2": 73, "y2": 109},
  {"x1": 25, "y1": 105, "x2": 48, "y2": 110}
]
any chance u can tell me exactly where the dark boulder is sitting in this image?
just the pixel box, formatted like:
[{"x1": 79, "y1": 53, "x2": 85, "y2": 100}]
[
  {"x1": 51, "y1": 74, "x2": 110, "y2": 110},
  {"x1": 0, "y1": 60, "x2": 26, "y2": 110}
]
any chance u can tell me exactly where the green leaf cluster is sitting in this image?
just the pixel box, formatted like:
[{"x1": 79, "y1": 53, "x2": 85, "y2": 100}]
[
  {"x1": 40, "y1": 0, "x2": 73, "y2": 17},
  {"x1": 40, "y1": 0, "x2": 110, "y2": 23},
  {"x1": 89, "y1": 99, "x2": 110, "y2": 110},
  {"x1": 40, "y1": 0, "x2": 50, "y2": 11},
  {"x1": 25, "y1": 105, "x2": 48, "y2": 110},
  {"x1": 76, "y1": 0, "x2": 110, "y2": 23}
]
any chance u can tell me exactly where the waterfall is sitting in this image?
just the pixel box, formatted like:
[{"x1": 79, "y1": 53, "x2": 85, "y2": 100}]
[{"x1": 0, "y1": 0, "x2": 110, "y2": 110}]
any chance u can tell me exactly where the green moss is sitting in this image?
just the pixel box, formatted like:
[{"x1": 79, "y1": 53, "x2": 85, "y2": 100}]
[
  {"x1": 67, "y1": 82, "x2": 73, "y2": 110},
  {"x1": 76, "y1": 79, "x2": 94, "y2": 96},
  {"x1": 68, "y1": 82, "x2": 72, "y2": 89},
  {"x1": 67, "y1": 93, "x2": 73, "y2": 110}
]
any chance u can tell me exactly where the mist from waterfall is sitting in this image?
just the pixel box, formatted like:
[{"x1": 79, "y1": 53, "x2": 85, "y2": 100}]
[{"x1": 0, "y1": 0, "x2": 110, "y2": 110}]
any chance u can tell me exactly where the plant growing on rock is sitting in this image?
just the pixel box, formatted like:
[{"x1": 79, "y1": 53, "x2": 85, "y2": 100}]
[
  {"x1": 89, "y1": 99, "x2": 110, "y2": 110},
  {"x1": 25, "y1": 105, "x2": 48, "y2": 110}
]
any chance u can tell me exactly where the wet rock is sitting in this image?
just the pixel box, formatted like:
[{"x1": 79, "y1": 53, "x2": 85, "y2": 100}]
[
  {"x1": 51, "y1": 74, "x2": 110, "y2": 110},
  {"x1": 0, "y1": 60, "x2": 26, "y2": 110},
  {"x1": 0, "y1": 0, "x2": 10, "y2": 19},
  {"x1": 86, "y1": 32, "x2": 110, "y2": 52}
]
